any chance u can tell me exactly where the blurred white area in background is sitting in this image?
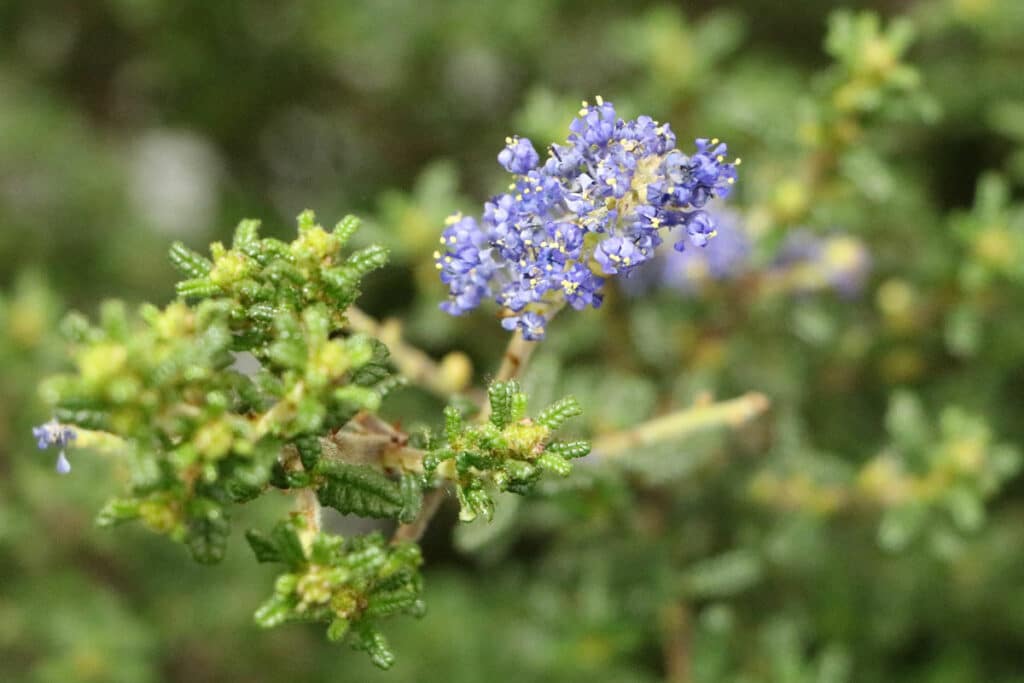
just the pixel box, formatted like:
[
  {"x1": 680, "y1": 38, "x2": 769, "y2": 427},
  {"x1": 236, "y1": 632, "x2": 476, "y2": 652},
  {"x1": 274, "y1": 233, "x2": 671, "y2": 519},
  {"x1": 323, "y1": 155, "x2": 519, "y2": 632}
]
[{"x1": 130, "y1": 129, "x2": 221, "y2": 237}]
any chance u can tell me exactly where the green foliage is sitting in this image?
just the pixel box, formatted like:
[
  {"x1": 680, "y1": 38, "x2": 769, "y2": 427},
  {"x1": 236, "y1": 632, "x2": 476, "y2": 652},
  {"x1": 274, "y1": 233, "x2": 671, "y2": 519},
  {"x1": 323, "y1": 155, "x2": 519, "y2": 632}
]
[
  {"x1": 425, "y1": 380, "x2": 590, "y2": 522},
  {"x1": 874, "y1": 394, "x2": 1021, "y2": 551},
  {"x1": 36, "y1": 214, "x2": 391, "y2": 555},
  {"x1": 171, "y1": 212, "x2": 384, "y2": 339},
  {"x1": 6, "y1": 2, "x2": 1024, "y2": 681},
  {"x1": 246, "y1": 521, "x2": 424, "y2": 669},
  {"x1": 314, "y1": 461, "x2": 407, "y2": 519}
]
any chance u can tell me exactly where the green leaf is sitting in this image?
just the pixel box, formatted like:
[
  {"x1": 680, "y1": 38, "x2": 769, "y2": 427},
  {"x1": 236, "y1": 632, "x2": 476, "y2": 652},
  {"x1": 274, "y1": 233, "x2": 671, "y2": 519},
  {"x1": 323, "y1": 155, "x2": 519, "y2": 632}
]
[
  {"x1": 488, "y1": 380, "x2": 516, "y2": 428},
  {"x1": 232, "y1": 219, "x2": 262, "y2": 249},
  {"x1": 245, "y1": 529, "x2": 283, "y2": 564},
  {"x1": 345, "y1": 245, "x2": 389, "y2": 279},
  {"x1": 169, "y1": 242, "x2": 213, "y2": 278},
  {"x1": 545, "y1": 440, "x2": 591, "y2": 460},
  {"x1": 422, "y1": 447, "x2": 454, "y2": 472},
  {"x1": 95, "y1": 498, "x2": 141, "y2": 527},
  {"x1": 333, "y1": 214, "x2": 361, "y2": 245},
  {"x1": 536, "y1": 452, "x2": 572, "y2": 476},
  {"x1": 296, "y1": 208, "x2": 317, "y2": 233},
  {"x1": 310, "y1": 533, "x2": 344, "y2": 565},
  {"x1": 294, "y1": 433, "x2": 323, "y2": 471},
  {"x1": 443, "y1": 405, "x2": 464, "y2": 441},
  {"x1": 223, "y1": 456, "x2": 271, "y2": 503},
  {"x1": 398, "y1": 473, "x2": 423, "y2": 524},
  {"x1": 536, "y1": 395, "x2": 582, "y2": 431},
  {"x1": 175, "y1": 278, "x2": 221, "y2": 299},
  {"x1": 457, "y1": 483, "x2": 494, "y2": 522},
  {"x1": 254, "y1": 594, "x2": 293, "y2": 629},
  {"x1": 185, "y1": 499, "x2": 230, "y2": 565},
  {"x1": 351, "y1": 625, "x2": 396, "y2": 670},
  {"x1": 270, "y1": 520, "x2": 308, "y2": 567},
  {"x1": 326, "y1": 617, "x2": 351, "y2": 642},
  {"x1": 316, "y1": 462, "x2": 404, "y2": 518},
  {"x1": 365, "y1": 586, "x2": 422, "y2": 618},
  {"x1": 350, "y1": 338, "x2": 393, "y2": 387}
]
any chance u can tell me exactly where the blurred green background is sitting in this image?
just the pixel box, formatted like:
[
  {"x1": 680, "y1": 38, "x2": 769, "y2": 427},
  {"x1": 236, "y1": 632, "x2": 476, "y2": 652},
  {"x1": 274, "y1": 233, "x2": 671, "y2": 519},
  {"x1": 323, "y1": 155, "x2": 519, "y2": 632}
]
[{"x1": 3, "y1": 1, "x2": 1024, "y2": 681}]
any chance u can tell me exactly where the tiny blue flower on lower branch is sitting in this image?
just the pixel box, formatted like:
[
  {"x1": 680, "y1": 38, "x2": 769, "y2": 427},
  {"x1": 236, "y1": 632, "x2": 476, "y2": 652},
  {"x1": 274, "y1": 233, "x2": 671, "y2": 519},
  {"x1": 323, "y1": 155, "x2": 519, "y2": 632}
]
[
  {"x1": 32, "y1": 418, "x2": 77, "y2": 474},
  {"x1": 436, "y1": 97, "x2": 740, "y2": 339}
]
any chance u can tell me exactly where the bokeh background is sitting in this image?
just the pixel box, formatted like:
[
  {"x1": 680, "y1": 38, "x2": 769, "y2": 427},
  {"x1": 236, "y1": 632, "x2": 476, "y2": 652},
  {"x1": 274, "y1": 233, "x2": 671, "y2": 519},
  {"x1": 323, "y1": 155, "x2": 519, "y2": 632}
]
[{"x1": 3, "y1": 1, "x2": 1024, "y2": 681}]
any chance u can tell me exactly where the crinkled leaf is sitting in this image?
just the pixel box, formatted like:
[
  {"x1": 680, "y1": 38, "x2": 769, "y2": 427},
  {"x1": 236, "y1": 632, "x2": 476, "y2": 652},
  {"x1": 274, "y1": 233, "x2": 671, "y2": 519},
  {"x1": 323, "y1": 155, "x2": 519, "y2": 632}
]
[{"x1": 316, "y1": 462, "x2": 403, "y2": 518}]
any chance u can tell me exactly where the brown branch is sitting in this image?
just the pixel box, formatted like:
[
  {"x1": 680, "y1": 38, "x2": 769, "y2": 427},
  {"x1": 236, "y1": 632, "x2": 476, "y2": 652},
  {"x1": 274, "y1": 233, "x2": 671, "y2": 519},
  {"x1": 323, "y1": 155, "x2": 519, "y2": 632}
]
[{"x1": 391, "y1": 487, "x2": 447, "y2": 544}]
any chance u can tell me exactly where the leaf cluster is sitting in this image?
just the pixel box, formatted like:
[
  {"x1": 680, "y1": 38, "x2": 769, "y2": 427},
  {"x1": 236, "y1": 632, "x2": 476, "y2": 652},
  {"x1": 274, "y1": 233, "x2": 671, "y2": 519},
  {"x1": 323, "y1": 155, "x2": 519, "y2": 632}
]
[
  {"x1": 246, "y1": 520, "x2": 424, "y2": 670},
  {"x1": 40, "y1": 213, "x2": 393, "y2": 562},
  {"x1": 424, "y1": 380, "x2": 590, "y2": 521}
]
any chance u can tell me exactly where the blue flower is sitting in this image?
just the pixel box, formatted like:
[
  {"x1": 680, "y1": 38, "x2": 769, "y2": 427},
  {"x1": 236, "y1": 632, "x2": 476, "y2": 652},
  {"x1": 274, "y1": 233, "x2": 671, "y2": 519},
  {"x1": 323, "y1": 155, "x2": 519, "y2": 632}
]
[
  {"x1": 437, "y1": 97, "x2": 739, "y2": 339},
  {"x1": 501, "y1": 311, "x2": 548, "y2": 341},
  {"x1": 676, "y1": 211, "x2": 716, "y2": 250},
  {"x1": 559, "y1": 263, "x2": 604, "y2": 310},
  {"x1": 594, "y1": 236, "x2": 645, "y2": 275},
  {"x1": 32, "y1": 418, "x2": 77, "y2": 474},
  {"x1": 498, "y1": 136, "x2": 540, "y2": 175}
]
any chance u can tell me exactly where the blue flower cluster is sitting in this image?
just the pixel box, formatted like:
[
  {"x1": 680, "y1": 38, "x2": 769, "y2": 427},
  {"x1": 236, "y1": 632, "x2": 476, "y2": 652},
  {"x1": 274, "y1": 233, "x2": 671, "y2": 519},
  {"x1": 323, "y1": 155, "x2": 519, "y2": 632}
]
[
  {"x1": 436, "y1": 97, "x2": 739, "y2": 340},
  {"x1": 33, "y1": 419, "x2": 77, "y2": 474}
]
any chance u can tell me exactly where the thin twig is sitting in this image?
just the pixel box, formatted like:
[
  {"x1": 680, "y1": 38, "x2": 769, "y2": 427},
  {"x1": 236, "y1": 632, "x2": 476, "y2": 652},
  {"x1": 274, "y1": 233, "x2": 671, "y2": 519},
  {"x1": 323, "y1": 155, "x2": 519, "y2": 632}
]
[
  {"x1": 294, "y1": 488, "x2": 322, "y2": 550},
  {"x1": 592, "y1": 392, "x2": 770, "y2": 459},
  {"x1": 495, "y1": 329, "x2": 536, "y2": 382},
  {"x1": 660, "y1": 602, "x2": 692, "y2": 683}
]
